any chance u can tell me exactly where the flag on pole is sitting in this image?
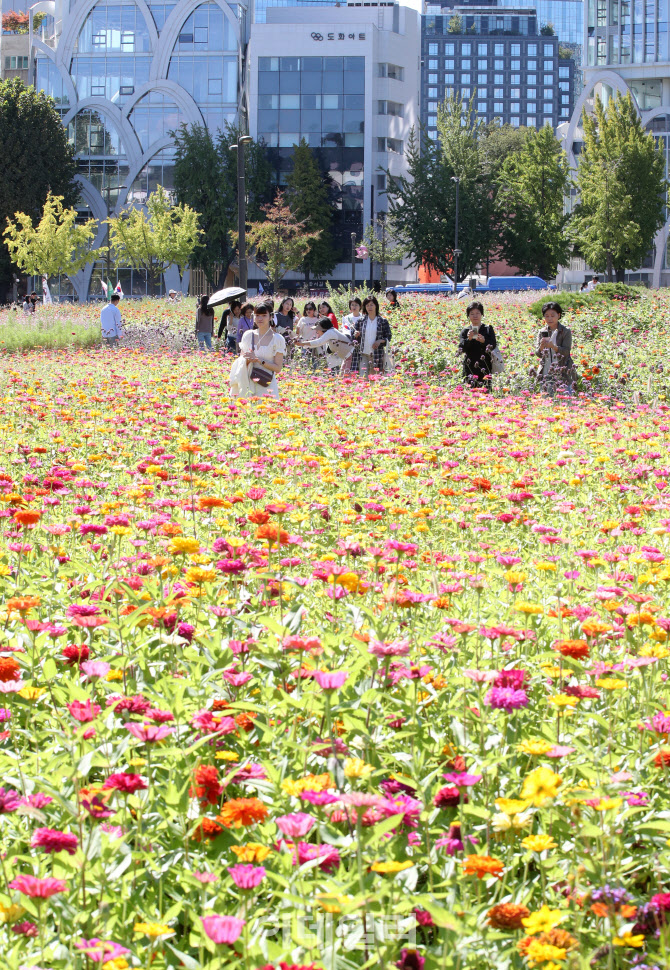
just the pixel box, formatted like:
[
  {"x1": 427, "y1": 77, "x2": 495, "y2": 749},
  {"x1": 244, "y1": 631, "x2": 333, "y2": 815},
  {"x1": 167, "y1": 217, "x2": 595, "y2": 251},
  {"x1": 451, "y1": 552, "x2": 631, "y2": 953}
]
[
  {"x1": 106, "y1": 280, "x2": 114, "y2": 300},
  {"x1": 115, "y1": 281, "x2": 124, "y2": 299},
  {"x1": 101, "y1": 278, "x2": 108, "y2": 298},
  {"x1": 258, "y1": 281, "x2": 264, "y2": 295},
  {"x1": 41, "y1": 276, "x2": 52, "y2": 304}
]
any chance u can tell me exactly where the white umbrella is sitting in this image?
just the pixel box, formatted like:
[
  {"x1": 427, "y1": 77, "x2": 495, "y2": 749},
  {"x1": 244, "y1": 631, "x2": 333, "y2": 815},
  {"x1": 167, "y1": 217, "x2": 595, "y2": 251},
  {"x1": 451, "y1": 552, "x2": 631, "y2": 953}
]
[{"x1": 207, "y1": 286, "x2": 247, "y2": 308}]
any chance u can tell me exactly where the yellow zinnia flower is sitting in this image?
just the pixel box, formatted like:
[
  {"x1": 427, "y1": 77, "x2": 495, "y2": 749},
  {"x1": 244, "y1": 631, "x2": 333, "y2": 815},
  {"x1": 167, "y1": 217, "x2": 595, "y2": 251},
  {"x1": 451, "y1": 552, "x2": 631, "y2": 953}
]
[
  {"x1": 521, "y1": 834, "x2": 557, "y2": 853},
  {"x1": 520, "y1": 767, "x2": 562, "y2": 807},
  {"x1": 133, "y1": 923, "x2": 173, "y2": 937},
  {"x1": 521, "y1": 905, "x2": 564, "y2": 935},
  {"x1": 371, "y1": 860, "x2": 413, "y2": 874}
]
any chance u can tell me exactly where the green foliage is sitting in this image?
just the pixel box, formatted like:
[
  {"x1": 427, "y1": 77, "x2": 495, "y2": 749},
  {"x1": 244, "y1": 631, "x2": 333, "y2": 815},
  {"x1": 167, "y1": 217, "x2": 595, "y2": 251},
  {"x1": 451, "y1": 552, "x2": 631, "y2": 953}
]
[
  {"x1": 387, "y1": 96, "x2": 497, "y2": 281},
  {"x1": 360, "y1": 215, "x2": 406, "y2": 286},
  {"x1": 496, "y1": 124, "x2": 571, "y2": 280},
  {"x1": 528, "y1": 282, "x2": 643, "y2": 318},
  {"x1": 447, "y1": 13, "x2": 462, "y2": 32},
  {"x1": 0, "y1": 309, "x2": 101, "y2": 350},
  {"x1": 108, "y1": 185, "x2": 202, "y2": 290},
  {"x1": 540, "y1": 21, "x2": 555, "y2": 34},
  {"x1": 172, "y1": 123, "x2": 273, "y2": 288},
  {"x1": 0, "y1": 78, "x2": 77, "y2": 293},
  {"x1": 284, "y1": 139, "x2": 339, "y2": 285},
  {"x1": 245, "y1": 190, "x2": 321, "y2": 291},
  {"x1": 4, "y1": 191, "x2": 99, "y2": 278},
  {"x1": 571, "y1": 92, "x2": 667, "y2": 280}
]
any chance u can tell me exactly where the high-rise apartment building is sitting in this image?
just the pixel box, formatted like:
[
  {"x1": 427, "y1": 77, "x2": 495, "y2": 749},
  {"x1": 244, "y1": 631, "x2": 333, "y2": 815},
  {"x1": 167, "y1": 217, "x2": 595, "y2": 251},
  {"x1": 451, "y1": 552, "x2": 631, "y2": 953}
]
[
  {"x1": 559, "y1": 0, "x2": 670, "y2": 286},
  {"x1": 247, "y1": 3, "x2": 420, "y2": 286},
  {"x1": 29, "y1": 0, "x2": 246, "y2": 299},
  {"x1": 420, "y1": 3, "x2": 576, "y2": 134}
]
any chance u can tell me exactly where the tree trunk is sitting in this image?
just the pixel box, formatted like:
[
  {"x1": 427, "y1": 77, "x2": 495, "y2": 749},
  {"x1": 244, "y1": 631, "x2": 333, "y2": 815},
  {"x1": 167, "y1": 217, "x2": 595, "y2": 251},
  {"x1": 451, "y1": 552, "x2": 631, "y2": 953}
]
[
  {"x1": 304, "y1": 265, "x2": 310, "y2": 294},
  {"x1": 606, "y1": 251, "x2": 614, "y2": 283},
  {"x1": 615, "y1": 267, "x2": 625, "y2": 283}
]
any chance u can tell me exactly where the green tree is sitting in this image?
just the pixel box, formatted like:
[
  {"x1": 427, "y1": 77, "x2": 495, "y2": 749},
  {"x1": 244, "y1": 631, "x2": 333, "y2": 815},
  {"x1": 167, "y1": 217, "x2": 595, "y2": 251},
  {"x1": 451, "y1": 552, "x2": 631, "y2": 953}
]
[
  {"x1": 360, "y1": 215, "x2": 406, "y2": 287},
  {"x1": 0, "y1": 78, "x2": 77, "y2": 295},
  {"x1": 172, "y1": 123, "x2": 273, "y2": 288},
  {"x1": 571, "y1": 92, "x2": 667, "y2": 281},
  {"x1": 540, "y1": 22, "x2": 555, "y2": 34},
  {"x1": 107, "y1": 185, "x2": 202, "y2": 293},
  {"x1": 245, "y1": 190, "x2": 321, "y2": 292},
  {"x1": 386, "y1": 97, "x2": 497, "y2": 281},
  {"x1": 284, "y1": 139, "x2": 339, "y2": 287},
  {"x1": 495, "y1": 124, "x2": 571, "y2": 280},
  {"x1": 4, "y1": 191, "x2": 99, "y2": 279},
  {"x1": 447, "y1": 14, "x2": 462, "y2": 32}
]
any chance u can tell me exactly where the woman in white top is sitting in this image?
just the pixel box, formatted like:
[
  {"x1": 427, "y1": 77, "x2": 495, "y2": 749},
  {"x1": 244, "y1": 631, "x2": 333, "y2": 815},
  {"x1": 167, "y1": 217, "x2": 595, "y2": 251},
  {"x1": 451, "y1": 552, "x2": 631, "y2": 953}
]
[
  {"x1": 229, "y1": 303, "x2": 286, "y2": 400},
  {"x1": 341, "y1": 297, "x2": 363, "y2": 337},
  {"x1": 295, "y1": 318, "x2": 352, "y2": 374}
]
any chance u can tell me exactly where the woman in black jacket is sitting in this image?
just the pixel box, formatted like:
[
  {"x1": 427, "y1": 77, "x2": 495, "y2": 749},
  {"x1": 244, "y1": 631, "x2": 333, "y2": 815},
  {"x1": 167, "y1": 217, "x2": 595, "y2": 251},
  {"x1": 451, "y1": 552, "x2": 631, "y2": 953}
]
[{"x1": 458, "y1": 301, "x2": 496, "y2": 390}]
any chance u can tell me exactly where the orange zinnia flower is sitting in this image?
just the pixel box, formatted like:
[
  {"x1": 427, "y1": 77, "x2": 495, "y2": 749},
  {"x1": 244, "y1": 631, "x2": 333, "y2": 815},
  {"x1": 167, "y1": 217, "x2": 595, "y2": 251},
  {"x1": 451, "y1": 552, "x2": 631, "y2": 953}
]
[
  {"x1": 462, "y1": 854, "x2": 504, "y2": 879},
  {"x1": 0, "y1": 657, "x2": 20, "y2": 682},
  {"x1": 13, "y1": 510, "x2": 41, "y2": 527},
  {"x1": 6, "y1": 596, "x2": 40, "y2": 615},
  {"x1": 248, "y1": 510, "x2": 270, "y2": 525},
  {"x1": 553, "y1": 639, "x2": 589, "y2": 660},
  {"x1": 256, "y1": 524, "x2": 289, "y2": 546},
  {"x1": 487, "y1": 903, "x2": 530, "y2": 929},
  {"x1": 198, "y1": 497, "x2": 227, "y2": 509},
  {"x1": 217, "y1": 797, "x2": 269, "y2": 828},
  {"x1": 192, "y1": 817, "x2": 224, "y2": 841}
]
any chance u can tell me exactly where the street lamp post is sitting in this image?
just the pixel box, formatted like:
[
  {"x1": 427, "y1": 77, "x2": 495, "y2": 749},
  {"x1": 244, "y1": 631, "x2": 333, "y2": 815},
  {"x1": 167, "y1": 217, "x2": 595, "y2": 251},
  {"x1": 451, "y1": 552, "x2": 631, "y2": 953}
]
[
  {"x1": 451, "y1": 176, "x2": 460, "y2": 296},
  {"x1": 105, "y1": 179, "x2": 126, "y2": 295},
  {"x1": 230, "y1": 135, "x2": 253, "y2": 292},
  {"x1": 351, "y1": 232, "x2": 357, "y2": 291}
]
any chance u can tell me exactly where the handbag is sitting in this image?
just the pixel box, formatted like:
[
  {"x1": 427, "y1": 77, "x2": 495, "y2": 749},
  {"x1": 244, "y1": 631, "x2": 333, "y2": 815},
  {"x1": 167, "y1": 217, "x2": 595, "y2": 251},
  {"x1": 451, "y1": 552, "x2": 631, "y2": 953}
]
[
  {"x1": 490, "y1": 346, "x2": 505, "y2": 374},
  {"x1": 249, "y1": 332, "x2": 273, "y2": 387}
]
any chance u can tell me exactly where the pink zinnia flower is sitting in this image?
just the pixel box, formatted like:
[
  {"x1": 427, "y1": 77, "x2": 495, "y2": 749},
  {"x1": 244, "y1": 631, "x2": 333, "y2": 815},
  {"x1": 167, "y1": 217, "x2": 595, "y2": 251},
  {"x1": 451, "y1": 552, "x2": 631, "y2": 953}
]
[
  {"x1": 31, "y1": 828, "x2": 78, "y2": 855},
  {"x1": 545, "y1": 745, "x2": 575, "y2": 758},
  {"x1": 125, "y1": 722, "x2": 174, "y2": 743},
  {"x1": 192, "y1": 872, "x2": 219, "y2": 884},
  {"x1": 12, "y1": 921, "x2": 38, "y2": 936},
  {"x1": 227, "y1": 864, "x2": 266, "y2": 889},
  {"x1": 75, "y1": 939, "x2": 130, "y2": 961},
  {"x1": 442, "y1": 772, "x2": 482, "y2": 787},
  {"x1": 275, "y1": 813, "x2": 316, "y2": 838},
  {"x1": 312, "y1": 670, "x2": 348, "y2": 690},
  {"x1": 67, "y1": 699, "x2": 101, "y2": 722},
  {"x1": 80, "y1": 661, "x2": 110, "y2": 679},
  {"x1": 9, "y1": 874, "x2": 67, "y2": 897},
  {"x1": 0, "y1": 787, "x2": 20, "y2": 813},
  {"x1": 103, "y1": 773, "x2": 148, "y2": 794},
  {"x1": 222, "y1": 669, "x2": 253, "y2": 687},
  {"x1": 201, "y1": 914, "x2": 245, "y2": 944},
  {"x1": 368, "y1": 638, "x2": 411, "y2": 657},
  {"x1": 463, "y1": 670, "x2": 497, "y2": 683},
  {"x1": 299, "y1": 790, "x2": 339, "y2": 806},
  {"x1": 293, "y1": 842, "x2": 340, "y2": 872}
]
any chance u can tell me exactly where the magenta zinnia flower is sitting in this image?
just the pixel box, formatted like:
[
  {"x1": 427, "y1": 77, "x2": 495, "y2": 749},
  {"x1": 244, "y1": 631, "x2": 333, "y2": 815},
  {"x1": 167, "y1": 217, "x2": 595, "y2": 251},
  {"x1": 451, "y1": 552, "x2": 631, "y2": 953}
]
[
  {"x1": 275, "y1": 812, "x2": 316, "y2": 838},
  {"x1": 313, "y1": 670, "x2": 348, "y2": 690},
  {"x1": 0, "y1": 787, "x2": 20, "y2": 813},
  {"x1": 67, "y1": 699, "x2": 101, "y2": 722},
  {"x1": 227, "y1": 864, "x2": 266, "y2": 889},
  {"x1": 201, "y1": 914, "x2": 245, "y2": 944},
  {"x1": 9, "y1": 874, "x2": 67, "y2": 897},
  {"x1": 485, "y1": 687, "x2": 529, "y2": 711},
  {"x1": 103, "y1": 773, "x2": 148, "y2": 794},
  {"x1": 75, "y1": 938, "x2": 130, "y2": 960},
  {"x1": 31, "y1": 828, "x2": 78, "y2": 855},
  {"x1": 125, "y1": 722, "x2": 174, "y2": 743}
]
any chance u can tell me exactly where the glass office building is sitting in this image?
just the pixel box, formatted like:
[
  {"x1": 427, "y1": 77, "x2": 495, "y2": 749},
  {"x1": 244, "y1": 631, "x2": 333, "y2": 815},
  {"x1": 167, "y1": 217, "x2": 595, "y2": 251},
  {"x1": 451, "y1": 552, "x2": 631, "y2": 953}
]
[
  {"x1": 31, "y1": 0, "x2": 244, "y2": 299},
  {"x1": 421, "y1": 5, "x2": 576, "y2": 133}
]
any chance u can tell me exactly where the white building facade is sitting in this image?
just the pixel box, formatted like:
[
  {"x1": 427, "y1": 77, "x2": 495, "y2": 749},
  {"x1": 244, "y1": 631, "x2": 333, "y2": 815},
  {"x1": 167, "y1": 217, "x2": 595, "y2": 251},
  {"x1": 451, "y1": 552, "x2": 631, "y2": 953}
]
[
  {"x1": 247, "y1": 3, "x2": 420, "y2": 287},
  {"x1": 558, "y1": 0, "x2": 670, "y2": 287}
]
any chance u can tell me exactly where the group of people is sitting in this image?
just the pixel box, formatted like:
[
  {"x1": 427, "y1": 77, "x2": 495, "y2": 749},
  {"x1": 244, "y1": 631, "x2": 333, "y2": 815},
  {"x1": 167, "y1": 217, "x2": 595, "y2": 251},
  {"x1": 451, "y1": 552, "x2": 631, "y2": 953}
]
[
  {"x1": 459, "y1": 299, "x2": 575, "y2": 394},
  {"x1": 225, "y1": 292, "x2": 400, "y2": 399},
  {"x1": 22, "y1": 292, "x2": 40, "y2": 314}
]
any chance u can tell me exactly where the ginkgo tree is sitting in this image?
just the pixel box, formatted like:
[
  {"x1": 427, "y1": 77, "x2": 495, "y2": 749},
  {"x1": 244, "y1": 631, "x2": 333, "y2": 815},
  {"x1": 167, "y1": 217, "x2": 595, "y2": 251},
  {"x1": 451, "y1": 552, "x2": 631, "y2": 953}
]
[
  {"x1": 4, "y1": 191, "x2": 99, "y2": 279},
  {"x1": 107, "y1": 185, "x2": 202, "y2": 293}
]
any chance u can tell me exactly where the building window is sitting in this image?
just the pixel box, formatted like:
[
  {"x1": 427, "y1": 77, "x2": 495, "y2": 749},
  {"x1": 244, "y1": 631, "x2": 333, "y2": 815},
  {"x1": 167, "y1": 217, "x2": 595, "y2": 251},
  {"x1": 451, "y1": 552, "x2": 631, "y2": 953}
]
[
  {"x1": 494, "y1": 73, "x2": 503, "y2": 84},
  {"x1": 478, "y1": 59, "x2": 487, "y2": 69},
  {"x1": 544, "y1": 43, "x2": 554, "y2": 55},
  {"x1": 478, "y1": 73, "x2": 487, "y2": 84},
  {"x1": 461, "y1": 87, "x2": 471, "y2": 97},
  {"x1": 511, "y1": 102, "x2": 520, "y2": 113},
  {"x1": 378, "y1": 62, "x2": 404, "y2": 80},
  {"x1": 445, "y1": 43, "x2": 455, "y2": 54},
  {"x1": 511, "y1": 73, "x2": 520, "y2": 83},
  {"x1": 527, "y1": 88, "x2": 536, "y2": 98},
  {"x1": 178, "y1": 32, "x2": 194, "y2": 43},
  {"x1": 544, "y1": 101, "x2": 553, "y2": 112},
  {"x1": 428, "y1": 59, "x2": 438, "y2": 68},
  {"x1": 428, "y1": 113, "x2": 437, "y2": 124},
  {"x1": 444, "y1": 74, "x2": 454, "y2": 83},
  {"x1": 462, "y1": 58, "x2": 471, "y2": 69},
  {"x1": 494, "y1": 87, "x2": 503, "y2": 97},
  {"x1": 544, "y1": 87, "x2": 553, "y2": 98},
  {"x1": 559, "y1": 80, "x2": 569, "y2": 90},
  {"x1": 494, "y1": 59, "x2": 504, "y2": 69},
  {"x1": 377, "y1": 136, "x2": 403, "y2": 153},
  {"x1": 478, "y1": 87, "x2": 487, "y2": 98},
  {"x1": 445, "y1": 58, "x2": 455, "y2": 68},
  {"x1": 527, "y1": 100, "x2": 536, "y2": 110},
  {"x1": 428, "y1": 100, "x2": 437, "y2": 110},
  {"x1": 428, "y1": 73, "x2": 438, "y2": 82},
  {"x1": 461, "y1": 73, "x2": 471, "y2": 83},
  {"x1": 428, "y1": 87, "x2": 438, "y2": 97},
  {"x1": 527, "y1": 115, "x2": 536, "y2": 125},
  {"x1": 544, "y1": 59, "x2": 554, "y2": 70},
  {"x1": 259, "y1": 57, "x2": 279, "y2": 71},
  {"x1": 511, "y1": 43, "x2": 520, "y2": 55},
  {"x1": 561, "y1": 93, "x2": 570, "y2": 103},
  {"x1": 478, "y1": 43, "x2": 487, "y2": 54},
  {"x1": 462, "y1": 43, "x2": 471, "y2": 54},
  {"x1": 477, "y1": 101, "x2": 487, "y2": 111},
  {"x1": 378, "y1": 100, "x2": 403, "y2": 116},
  {"x1": 528, "y1": 44, "x2": 537, "y2": 55},
  {"x1": 527, "y1": 59, "x2": 537, "y2": 69},
  {"x1": 544, "y1": 74, "x2": 553, "y2": 84},
  {"x1": 119, "y1": 84, "x2": 134, "y2": 95},
  {"x1": 428, "y1": 43, "x2": 438, "y2": 54},
  {"x1": 527, "y1": 74, "x2": 536, "y2": 83},
  {"x1": 494, "y1": 101, "x2": 503, "y2": 111},
  {"x1": 377, "y1": 174, "x2": 386, "y2": 190},
  {"x1": 560, "y1": 106, "x2": 569, "y2": 116},
  {"x1": 494, "y1": 44, "x2": 504, "y2": 55},
  {"x1": 511, "y1": 117, "x2": 520, "y2": 126},
  {"x1": 511, "y1": 88, "x2": 520, "y2": 97},
  {"x1": 511, "y1": 59, "x2": 520, "y2": 69},
  {"x1": 559, "y1": 66, "x2": 570, "y2": 77}
]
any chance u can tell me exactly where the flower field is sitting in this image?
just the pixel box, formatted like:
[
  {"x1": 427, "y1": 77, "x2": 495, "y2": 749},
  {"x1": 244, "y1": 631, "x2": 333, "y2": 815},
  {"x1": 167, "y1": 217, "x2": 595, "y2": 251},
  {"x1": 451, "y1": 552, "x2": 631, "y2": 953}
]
[{"x1": 1, "y1": 297, "x2": 670, "y2": 970}]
